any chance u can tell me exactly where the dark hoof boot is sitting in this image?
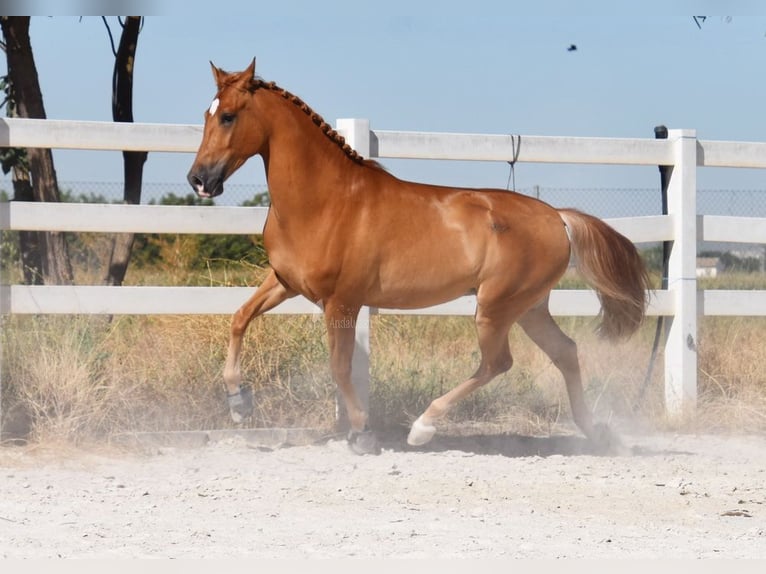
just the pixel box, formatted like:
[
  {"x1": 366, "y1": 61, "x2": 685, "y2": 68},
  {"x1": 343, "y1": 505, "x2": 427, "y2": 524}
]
[
  {"x1": 347, "y1": 429, "x2": 381, "y2": 456},
  {"x1": 590, "y1": 423, "x2": 630, "y2": 456},
  {"x1": 227, "y1": 385, "x2": 254, "y2": 423}
]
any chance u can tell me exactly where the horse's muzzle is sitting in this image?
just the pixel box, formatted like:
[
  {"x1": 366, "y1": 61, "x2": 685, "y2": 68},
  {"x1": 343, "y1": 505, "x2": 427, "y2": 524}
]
[{"x1": 187, "y1": 165, "x2": 225, "y2": 199}]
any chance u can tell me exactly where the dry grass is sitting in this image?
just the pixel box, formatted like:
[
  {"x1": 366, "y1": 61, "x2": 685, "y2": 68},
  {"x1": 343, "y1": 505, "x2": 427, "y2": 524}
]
[
  {"x1": 2, "y1": 264, "x2": 766, "y2": 445},
  {"x1": 695, "y1": 316, "x2": 766, "y2": 433},
  {"x1": 4, "y1": 310, "x2": 765, "y2": 446},
  {"x1": 370, "y1": 314, "x2": 669, "y2": 436},
  {"x1": 0, "y1": 313, "x2": 337, "y2": 445}
]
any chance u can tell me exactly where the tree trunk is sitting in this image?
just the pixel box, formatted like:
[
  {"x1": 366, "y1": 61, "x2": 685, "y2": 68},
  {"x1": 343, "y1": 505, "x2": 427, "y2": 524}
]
[
  {"x1": 103, "y1": 16, "x2": 147, "y2": 286},
  {"x1": 2, "y1": 70, "x2": 42, "y2": 284},
  {"x1": 1, "y1": 16, "x2": 73, "y2": 285},
  {"x1": 12, "y1": 168, "x2": 42, "y2": 285}
]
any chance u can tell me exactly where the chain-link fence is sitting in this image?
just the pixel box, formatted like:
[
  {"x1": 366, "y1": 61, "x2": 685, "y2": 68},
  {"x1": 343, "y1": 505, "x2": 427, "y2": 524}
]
[
  {"x1": 2, "y1": 180, "x2": 765, "y2": 263},
  {"x1": 522, "y1": 186, "x2": 765, "y2": 265},
  {"x1": 4, "y1": 180, "x2": 763, "y2": 217},
  {"x1": 43, "y1": 181, "x2": 271, "y2": 207}
]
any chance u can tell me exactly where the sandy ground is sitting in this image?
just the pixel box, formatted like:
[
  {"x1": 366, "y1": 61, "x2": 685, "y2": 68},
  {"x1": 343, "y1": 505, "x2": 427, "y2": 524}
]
[{"x1": 1, "y1": 430, "x2": 765, "y2": 559}]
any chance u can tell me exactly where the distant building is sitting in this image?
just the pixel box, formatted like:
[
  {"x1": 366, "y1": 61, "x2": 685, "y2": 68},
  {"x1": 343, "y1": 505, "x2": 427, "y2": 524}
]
[{"x1": 696, "y1": 257, "x2": 723, "y2": 278}]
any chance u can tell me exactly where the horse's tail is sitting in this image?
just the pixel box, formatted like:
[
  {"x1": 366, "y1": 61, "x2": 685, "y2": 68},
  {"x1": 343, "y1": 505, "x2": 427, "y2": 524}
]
[{"x1": 558, "y1": 208, "x2": 651, "y2": 341}]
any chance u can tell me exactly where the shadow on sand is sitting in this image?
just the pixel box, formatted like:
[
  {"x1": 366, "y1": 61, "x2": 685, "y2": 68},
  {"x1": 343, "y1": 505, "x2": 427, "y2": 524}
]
[
  {"x1": 374, "y1": 429, "x2": 695, "y2": 458},
  {"x1": 112, "y1": 427, "x2": 695, "y2": 459}
]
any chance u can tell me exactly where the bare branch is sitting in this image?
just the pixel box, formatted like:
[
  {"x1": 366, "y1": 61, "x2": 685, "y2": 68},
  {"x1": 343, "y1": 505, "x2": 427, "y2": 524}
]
[{"x1": 102, "y1": 16, "x2": 117, "y2": 57}]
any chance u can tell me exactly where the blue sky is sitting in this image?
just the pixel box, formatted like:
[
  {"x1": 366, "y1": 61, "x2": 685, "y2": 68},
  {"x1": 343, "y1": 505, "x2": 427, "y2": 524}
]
[{"x1": 2, "y1": 2, "x2": 765, "y2": 211}]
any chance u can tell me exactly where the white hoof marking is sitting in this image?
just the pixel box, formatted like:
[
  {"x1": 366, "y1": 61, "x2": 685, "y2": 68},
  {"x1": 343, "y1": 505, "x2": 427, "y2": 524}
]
[{"x1": 407, "y1": 416, "x2": 436, "y2": 446}]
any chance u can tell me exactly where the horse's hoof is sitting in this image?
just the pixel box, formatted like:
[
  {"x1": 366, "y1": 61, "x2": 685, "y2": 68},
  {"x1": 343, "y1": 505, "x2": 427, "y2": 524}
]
[
  {"x1": 407, "y1": 416, "x2": 436, "y2": 446},
  {"x1": 347, "y1": 429, "x2": 381, "y2": 455},
  {"x1": 590, "y1": 423, "x2": 630, "y2": 456},
  {"x1": 227, "y1": 385, "x2": 254, "y2": 423}
]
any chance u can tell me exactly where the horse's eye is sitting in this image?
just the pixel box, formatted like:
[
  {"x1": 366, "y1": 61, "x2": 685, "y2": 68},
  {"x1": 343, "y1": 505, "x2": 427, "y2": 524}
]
[{"x1": 220, "y1": 112, "x2": 236, "y2": 126}]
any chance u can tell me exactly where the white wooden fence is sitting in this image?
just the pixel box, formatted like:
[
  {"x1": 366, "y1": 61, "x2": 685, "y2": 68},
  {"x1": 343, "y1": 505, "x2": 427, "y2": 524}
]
[{"x1": 2, "y1": 117, "x2": 766, "y2": 419}]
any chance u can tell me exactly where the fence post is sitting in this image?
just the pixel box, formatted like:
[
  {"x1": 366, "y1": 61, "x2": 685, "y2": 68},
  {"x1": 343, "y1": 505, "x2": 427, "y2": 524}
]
[
  {"x1": 335, "y1": 118, "x2": 372, "y2": 429},
  {"x1": 664, "y1": 129, "x2": 698, "y2": 417}
]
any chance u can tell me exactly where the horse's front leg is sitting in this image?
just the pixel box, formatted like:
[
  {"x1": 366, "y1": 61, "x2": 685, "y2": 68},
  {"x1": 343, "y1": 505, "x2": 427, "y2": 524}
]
[
  {"x1": 324, "y1": 301, "x2": 380, "y2": 455},
  {"x1": 223, "y1": 270, "x2": 294, "y2": 423}
]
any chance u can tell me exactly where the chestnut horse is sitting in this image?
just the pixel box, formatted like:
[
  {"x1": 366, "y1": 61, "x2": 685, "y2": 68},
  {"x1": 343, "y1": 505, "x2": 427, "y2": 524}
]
[{"x1": 187, "y1": 59, "x2": 651, "y2": 455}]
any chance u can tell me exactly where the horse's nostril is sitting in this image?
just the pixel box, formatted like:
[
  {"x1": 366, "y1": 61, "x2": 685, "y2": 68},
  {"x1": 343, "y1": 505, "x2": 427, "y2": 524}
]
[{"x1": 187, "y1": 172, "x2": 205, "y2": 193}]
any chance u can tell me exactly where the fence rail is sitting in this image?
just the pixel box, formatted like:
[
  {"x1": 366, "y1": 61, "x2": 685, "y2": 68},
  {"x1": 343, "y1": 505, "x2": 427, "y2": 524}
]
[
  {"x1": 0, "y1": 202, "x2": 678, "y2": 318},
  {"x1": 4, "y1": 117, "x2": 766, "y2": 168},
  {"x1": 2, "y1": 117, "x2": 766, "y2": 420}
]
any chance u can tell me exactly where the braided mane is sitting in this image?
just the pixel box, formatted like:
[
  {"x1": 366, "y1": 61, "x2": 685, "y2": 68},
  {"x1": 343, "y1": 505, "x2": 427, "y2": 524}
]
[{"x1": 248, "y1": 78, "x2": 383, "y2": 170}]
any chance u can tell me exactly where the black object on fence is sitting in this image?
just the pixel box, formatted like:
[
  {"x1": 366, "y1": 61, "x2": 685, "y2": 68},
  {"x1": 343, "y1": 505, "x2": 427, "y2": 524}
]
[{"x1": 639, "y1": 125, "x2": 672, "y2": 407}]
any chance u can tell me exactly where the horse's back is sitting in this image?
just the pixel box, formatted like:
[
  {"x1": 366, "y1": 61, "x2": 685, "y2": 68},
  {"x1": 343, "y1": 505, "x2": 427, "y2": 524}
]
[{"x1": 332, "y1": 177, "x2": 572, "y2": 308}]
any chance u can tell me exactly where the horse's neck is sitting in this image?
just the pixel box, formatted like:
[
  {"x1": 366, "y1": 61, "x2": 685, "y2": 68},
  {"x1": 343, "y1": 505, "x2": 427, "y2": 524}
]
[{"x1": 260, "y1": 97, "x2": 353, "y2": 217}]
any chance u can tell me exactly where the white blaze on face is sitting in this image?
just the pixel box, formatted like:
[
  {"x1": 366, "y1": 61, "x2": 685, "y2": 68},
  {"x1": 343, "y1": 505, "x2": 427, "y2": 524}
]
[{"x1": 209, "y1": 97, "x2": 220, "y2": 116}]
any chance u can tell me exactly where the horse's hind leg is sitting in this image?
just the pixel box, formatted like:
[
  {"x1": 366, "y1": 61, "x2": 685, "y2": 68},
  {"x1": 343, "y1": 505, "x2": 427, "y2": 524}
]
[
  {"x1": 223, "y1": 269, "x2": 295, "y2": 422},
  {"x1": 517, "y1": 298, "x2": 625, "y2": 453},
  {"x1": 407, "y1": 302, "x2": 516, "y2": 446}
]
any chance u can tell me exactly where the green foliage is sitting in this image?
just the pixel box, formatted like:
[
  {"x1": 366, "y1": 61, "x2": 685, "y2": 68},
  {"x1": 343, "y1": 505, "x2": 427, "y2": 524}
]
[
  {"x1": 240, "y1": 191, "x2": 270, "y2": 207},
  {"x1": 0, "y1": 74, "x2": 30, "y2": 176},
  {"x1": 0, "y1": 227, "x2": 20, "y2": 282},
  {"x1": 149, "y1": 191, "x2": 214, "y2": 207},
  {"x1": 0, "y1": 146, "x2": 29, "y2": 176},
  {"x1": 640, "y1": 245, "x2": 666, "y2": 273},
  {"x1": 60, "y1": 189, "x2": 112, "y2": 204},
  {"x1": 700, "y1": 250, "x2": 763, "y2": 273},
  {"x1": 0, "y1": 189, "x2": 20, "y2": 281},
  {"x1": 132, "y1": 190, "x2": 270, "y2": 270},
  {"x1": 0, "y1": 186, "x2": 271, "y2": 280}
]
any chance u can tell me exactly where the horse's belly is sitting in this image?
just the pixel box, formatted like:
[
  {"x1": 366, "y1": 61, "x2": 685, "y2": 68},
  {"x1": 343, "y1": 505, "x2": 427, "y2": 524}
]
[{"x1": 366, "y1": 277, "x2": 475, "y2": 310}]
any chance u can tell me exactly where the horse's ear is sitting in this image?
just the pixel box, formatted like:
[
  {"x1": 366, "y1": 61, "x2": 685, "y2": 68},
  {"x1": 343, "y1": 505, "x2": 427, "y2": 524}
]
[
  {"x1": 244, "y1": 57, "x2": 256, "y2": 79},
  {"x1": 210, "y1": 61, "x2": 227, "y2": 88},
  {"x1": 228, "y1": 58, "x2": 256, "y2": 89}
]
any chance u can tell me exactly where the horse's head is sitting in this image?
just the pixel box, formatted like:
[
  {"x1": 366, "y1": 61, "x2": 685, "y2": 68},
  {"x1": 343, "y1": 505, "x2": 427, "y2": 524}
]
[{"x1": 187, "y1": 58, "x2": 264, "y2": 198}]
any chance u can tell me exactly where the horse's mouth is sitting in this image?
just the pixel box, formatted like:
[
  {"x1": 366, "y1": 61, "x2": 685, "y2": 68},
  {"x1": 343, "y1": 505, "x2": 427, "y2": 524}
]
[
  {"x1": 195, "y1": 185, "x2": 223, "y2": 199},
  {"x1": 187, "y1": 170, "x2": 224, "y2": 199}
]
